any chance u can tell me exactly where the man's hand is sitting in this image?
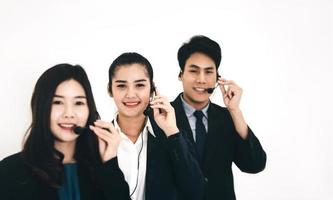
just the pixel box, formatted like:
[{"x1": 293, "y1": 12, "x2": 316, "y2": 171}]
[{"x1": 218, "y1": 78, "x2": 248, "y2": 139}]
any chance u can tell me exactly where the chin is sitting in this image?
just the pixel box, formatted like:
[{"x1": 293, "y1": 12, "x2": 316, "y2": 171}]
[
  {"x1": 120, "y1": 108, "x2": 145, "y2": 118},
  {"x1": 55, "y1": 136, "x2": 78, "y2": 143}
]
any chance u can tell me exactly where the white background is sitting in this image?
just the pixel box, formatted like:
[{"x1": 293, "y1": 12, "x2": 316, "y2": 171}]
[{"x1": 0, "y1": 0, "x2": 332, "y2": 199}]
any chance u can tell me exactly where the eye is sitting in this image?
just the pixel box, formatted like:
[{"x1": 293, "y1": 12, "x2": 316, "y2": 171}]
[
  {"x1": 116, "y1": 84, "x2": 126, "y2": 89},
  {"x1": 189, "y1": 70, "x2": 198, "y2": 73},
  {"x1": 75, "y1": 101, "x2": 86, "y2": 106},
  {"x1": 136, "y1": 83, "x2": 146, "y2": 88},
  {"x1": 206, "y1": 70, "x2": 214, "y2": 74},
  {"x1": 52, "y1": 100, "x2": 62, "y2": 105}
]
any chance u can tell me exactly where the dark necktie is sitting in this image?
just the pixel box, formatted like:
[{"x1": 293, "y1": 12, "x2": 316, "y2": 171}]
[{"x1": 194, "y1": 110, "x2": 207, "y2": 165}]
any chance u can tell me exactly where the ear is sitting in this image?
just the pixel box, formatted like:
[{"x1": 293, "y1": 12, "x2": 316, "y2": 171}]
[
  {"x1": 217, "y1": 73, "x2": 221, "y2": 81},
  {"x1": 107, "y1": 84, "x2": 113, "y2": 97},
  {"x1": 150, "y1": 82, "x2": 156, "y2": 97},
  {"x1": 178, "y1": 71, "x2": 183, "y2": 81}
]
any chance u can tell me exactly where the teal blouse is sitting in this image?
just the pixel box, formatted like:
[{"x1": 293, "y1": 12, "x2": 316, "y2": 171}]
[{"x1": 58, "y1": 163, "x2": 80, "y2": 200}]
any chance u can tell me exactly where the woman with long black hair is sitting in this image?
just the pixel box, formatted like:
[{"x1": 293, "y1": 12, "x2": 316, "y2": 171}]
[{"x1": 0, "y1": 64, "x2": 130, "y2": 200}]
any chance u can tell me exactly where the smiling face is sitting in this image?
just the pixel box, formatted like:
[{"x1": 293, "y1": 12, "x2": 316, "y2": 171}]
[
  {"x1": 111, "y1": 63, "x2": 151, "y2": 119},
  {"x1": 50, "y1": 79, "x2": 89, "y2": 145},
  {"x1": 179, "y1": 52, "x2": 217, "y2": 110}
]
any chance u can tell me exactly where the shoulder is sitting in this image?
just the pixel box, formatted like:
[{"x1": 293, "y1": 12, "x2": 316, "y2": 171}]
[
  {"x1": 0, "y1": 152, "x2": 24, "y2": 168},
  {"x1": 170, "y1": 93, "x2": 182, "y2": 107},
  {"x1": 0, "y1": 152, "x2": 27, "y2": 178},
  {"x1": 209, "y1": 102, "x2": 229, "y2": 115}
]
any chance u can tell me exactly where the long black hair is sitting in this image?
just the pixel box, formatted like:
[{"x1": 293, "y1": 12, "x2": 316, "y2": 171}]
[{"x1": 22, "y1": 63, "x2": 101, "y2": 188}]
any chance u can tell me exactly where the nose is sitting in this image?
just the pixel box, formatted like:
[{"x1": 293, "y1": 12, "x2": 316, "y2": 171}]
[
  {"x1": 196, "y1": 71, "x2": 206, "y2": 84},
  {"x1": 125, "y1": 86, "x2": 136, "y2": 98},
  {"x1": 63, "y1": 104, "x2": 75, "y2": 118}
]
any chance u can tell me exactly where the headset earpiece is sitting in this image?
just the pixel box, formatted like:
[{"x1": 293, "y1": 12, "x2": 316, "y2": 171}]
[{"x1": 144, "y1": 83, "x2": 156, "y2": 116}]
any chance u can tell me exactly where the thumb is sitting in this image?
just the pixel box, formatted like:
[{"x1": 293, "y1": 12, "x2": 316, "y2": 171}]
[{"x1": 153, "y1": 106, "x2": 159, "y2": 119}]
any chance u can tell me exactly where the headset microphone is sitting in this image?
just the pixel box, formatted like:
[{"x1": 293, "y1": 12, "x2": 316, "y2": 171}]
[
  {"x1": 143, "y1": 106, "x2": 152, "y2": 116},
  {"x1": 206, "y1": 87, "x2": 215, "y2": 94},
  {"x1": 143, "y1": 86, "x2": 156, "y2": 116},
  {"x1": 205, "y1": 84, "x2": 219, "y2": 94},
  {"x1": 73, "y1": 111, "x2": 101, "y2": 135},
  {"x1": 74, "y1": 126, "x2": 90, "y2": 135}
]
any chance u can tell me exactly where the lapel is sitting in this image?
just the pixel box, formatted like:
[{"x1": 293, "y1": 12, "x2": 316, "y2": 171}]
[
  {"x1": 172, "y1": 93, "x2": 226, "y2": 170},
  {"x1": 171, "y1": 94, "x2": 195, "y2": 144},
  {"x1": 145, "y1": 128, "x2": 159, "y2": 200}
]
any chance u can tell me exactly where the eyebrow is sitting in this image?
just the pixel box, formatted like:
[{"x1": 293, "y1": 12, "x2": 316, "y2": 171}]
[
  {"x1": 53, "y1": 95, "x2": 87, "y2": 99},
  {"x1": 189, "y1": 64, "x2": 215, "y2": 70},
  {"x1": 114, "y1": 79, "x2": 148, "y2": 83}
]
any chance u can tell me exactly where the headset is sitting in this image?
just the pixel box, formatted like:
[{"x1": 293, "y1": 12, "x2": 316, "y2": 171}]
[
  {"x1": 143, "y1": 84, "x2": 157, "y2": 116},
  {"x1": 129, "y1": 128, "x2": 145, "y2": 198},
  {"x1": 178, "y1": 70, "x2": 221, "y2": 94},
  {"x1": 74, "y1": 111, "x2": 101, "y2": 135}
]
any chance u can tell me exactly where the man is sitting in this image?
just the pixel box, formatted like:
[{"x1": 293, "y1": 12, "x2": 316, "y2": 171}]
[{"x1": 171, "y1": 35, "x2": 266, "y2": 200}]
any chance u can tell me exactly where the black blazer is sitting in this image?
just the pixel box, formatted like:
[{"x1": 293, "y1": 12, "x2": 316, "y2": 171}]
[
  {"x1": 144, "y1": 116, "x2": 205, "y2": 200},
  {"x1": 0, "y1": 153, "x2": 130, "y2": 200},
  {"x1": 171, "y1": 94, "x2": 267, "y2": 200}
]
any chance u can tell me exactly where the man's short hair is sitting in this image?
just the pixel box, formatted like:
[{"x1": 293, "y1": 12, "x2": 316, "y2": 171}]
[{"x1": 177, "y1": 35, "x2": 221, "y2": 72}]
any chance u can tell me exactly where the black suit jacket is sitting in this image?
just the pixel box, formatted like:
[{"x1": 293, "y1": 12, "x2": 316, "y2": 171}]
[
  {"x1": 144, "y1": 116, "x2": 205, "y2": 200},
  {"x1": 171, "y1": 94, "x2": 267, "y2": 200},
  {"x1": 0, "y1": 153, "x2": 130, "y2": 200}
]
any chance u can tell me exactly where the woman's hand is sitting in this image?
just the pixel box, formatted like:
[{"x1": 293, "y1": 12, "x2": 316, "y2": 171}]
[
  {"x1": 150, "y1": 91, "x2": 179, "y2": 137},
  {"x1": 90, "y1": 120, "x2": 120, "y2": 163}
]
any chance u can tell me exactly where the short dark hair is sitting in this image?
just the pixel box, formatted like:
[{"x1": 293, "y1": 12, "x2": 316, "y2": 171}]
[
  {"x1": 108, "y1": 52, "x2": 155, "y2": 95},
  {"x1": 177, "y1": 35, "x2": 221, "y2": 73},
  {"x1": 23, "y1": 63, "x2": 100, "y2": 187}
]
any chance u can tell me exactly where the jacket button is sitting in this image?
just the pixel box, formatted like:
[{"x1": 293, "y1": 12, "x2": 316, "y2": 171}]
[{"x1": 204, "y1": 177, "x2": 208, "y2": 182}]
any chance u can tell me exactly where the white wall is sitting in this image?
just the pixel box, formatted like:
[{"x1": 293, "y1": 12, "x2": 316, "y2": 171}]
[{"x1": 0, "y1": 0, "x2": 332, "y2": 199}]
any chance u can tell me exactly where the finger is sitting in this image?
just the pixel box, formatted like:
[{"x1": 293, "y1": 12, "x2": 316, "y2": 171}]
[
  {"x1": 153, "y1": 107, "x2": 161, "y2": 118},
  {"x1": 150, "y1": 104, "x2": 172, "y2": 113},
  {"x1": 151, "y1": 94, "x2": 167, "y2": 101},
  {"x1": 228, "y1": 85, "x2": 242, "y2": 96},
  {"x1": 155, "y1": 88, "x2": 160, "y2": 96},
  {"x1": 219, "y1": 80, "x2": 239, "y2": 88},
  {"x1": 150, "y1": 97, "x2": 169, "y2": 105},
  {"x1": 219, "y1": 82, "x2": 227, "y2": 96},
  {"x1": 94, "y1": 120, "x2": 117, "y2": 134},
  {"x1": 227, "y1": 87, "x2": 235, "y2": 99},
  {"x1": 218, "y1": 77, "x2": 226, "y2": 82},
  {"x1": 90, "y1": 126, "x2": 112, "y2": 141}
]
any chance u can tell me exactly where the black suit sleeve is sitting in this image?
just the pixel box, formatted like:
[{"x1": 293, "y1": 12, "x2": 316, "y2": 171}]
[
  {"x1": 0, "y1": 160, "x2": 11, "y2": 200},
  {"x1": 166, "y1": 132, "x2": 205, "y2": 200},
  {"x1": 233, "y1": 126, "x2": 267, "y2": 173},
  {"x1": 95, "y1": 157, "x2": 131, "y2": 200}
]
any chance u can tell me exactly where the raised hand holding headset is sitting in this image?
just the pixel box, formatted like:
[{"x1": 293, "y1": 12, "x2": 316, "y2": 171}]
[
  {"x1": 149, "y1": 89, "x2": 179, "y2": 137},
  {"x1": 73, "y1": 111, "x2": 120, "y2": 163},
  {"x1": 218, "y1": 78, "x2": 243, "y2": 112},
  {"x1": 89, "y1": 120, "x2": 121, "y2": 163}
]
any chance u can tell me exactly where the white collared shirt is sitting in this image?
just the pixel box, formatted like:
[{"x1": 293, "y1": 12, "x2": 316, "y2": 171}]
[
  {"x1": 114, "y1": 114, "x2": 155, "y2": 200},
  {"x1": 180, "y1": 94, "x2": 209, "y2": 141}
]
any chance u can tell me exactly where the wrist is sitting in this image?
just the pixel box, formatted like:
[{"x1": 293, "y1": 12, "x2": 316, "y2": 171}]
[
  {"x1": 164, "y1": 127, "x2": 179, "y2": 137},
  {"x1": 228, "y1": 107, "x2": 241, "y2": 114},
  {"x1": 102, "y1": 152, "x2": 117, "y2": 163}
]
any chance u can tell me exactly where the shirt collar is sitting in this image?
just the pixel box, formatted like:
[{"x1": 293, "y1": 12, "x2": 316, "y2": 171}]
[
  {"x1": 180, "y1": 94, "x2": 209, "y2": 119},
  {"x1": 113, "y1": 112, "x2": 155, "y2": 140}
]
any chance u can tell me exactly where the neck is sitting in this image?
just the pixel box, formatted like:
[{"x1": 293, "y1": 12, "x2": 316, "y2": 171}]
[
  {"x1": 54, "y1": 140, "x2": 76, "y2": 164},
  {"x1": 117, "y1": 114, "x2": 146, "y2": 143},
  {"x1": 182, "y1": 93, "x2": 209, "y2": 110}
]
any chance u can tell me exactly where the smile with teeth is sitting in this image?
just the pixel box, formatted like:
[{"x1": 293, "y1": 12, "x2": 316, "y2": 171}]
[
  {"x1": 59, "y1": 123, "x2": 75, "y2": 130},
  {"x1": 123, "y1": 101, "x2": 140, "y2": 106},
  {"x1": 193, "y1": 87, "x2": 206, "y2": 92}
]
